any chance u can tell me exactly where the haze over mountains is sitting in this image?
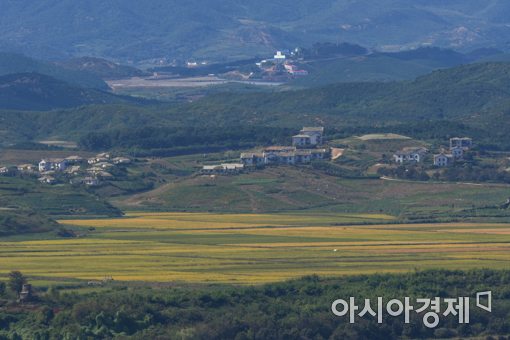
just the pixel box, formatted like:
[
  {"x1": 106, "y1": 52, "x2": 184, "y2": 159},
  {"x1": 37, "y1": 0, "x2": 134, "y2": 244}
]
[
  {"x1": 0, "y1": 73, "x2": 145, "y2": 111},
  {"x1": 2, "y1": 0, "x2": 510, "y2": 62}
]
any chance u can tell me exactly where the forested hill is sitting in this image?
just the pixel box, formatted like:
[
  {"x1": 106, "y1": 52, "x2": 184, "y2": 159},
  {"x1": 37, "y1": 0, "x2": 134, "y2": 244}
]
[
  {"x1": 0, "y1": 209, "x2": 58, "y2": 237},
  {"x1": 0, "y1": 52, "x2": 108, "y2": 90},
  {"x1": 57, "y1": 57, "x2": 149, "y2": 79},
  {"x1": 2, "y1": 62, "x2": 510, "y2": 149},
  {"x1": 2, "y1": 1, "x2": 510, "y2": 61},
  {"x1": 0, "y1": 73, "x2": 148, "y2": 111},
  {"x1": 188, "y1": 62, "x2": 510, "y2": 123}
]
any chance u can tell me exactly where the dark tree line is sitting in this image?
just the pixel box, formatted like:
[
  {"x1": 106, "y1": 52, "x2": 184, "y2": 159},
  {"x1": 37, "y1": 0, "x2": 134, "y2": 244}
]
[
  {"x1": 1, "y1": 270, "x2": 510, "y2": 339},
  {"x1": 79, "y1": 126, "x2": 295, "y2": 155}
]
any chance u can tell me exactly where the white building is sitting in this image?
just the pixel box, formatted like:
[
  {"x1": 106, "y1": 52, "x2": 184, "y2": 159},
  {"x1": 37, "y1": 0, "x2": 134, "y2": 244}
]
[
  {"x1": 202, "y1": 163, "x2": 244, "y2": 174},
  {"x1": 434, "y1": 153, "x2": 453, "y2": 167},
  {"x1": 112, "y1": 157, "x2": 131, "y2": 165},
  {"x1": 292, "y1": 134, "x2": 312, "y2": 147},
  {"x1": 17, "y1": 164, "x2": 36, "y2": 172},
  {"x1": 274, "y1": 51, "x2": 286, "y2": 61},
  {"x1": 39, "y1": 159, "x2": 67, "y2": 172},
  {"x1": 0, "y1": 167, "x2": 12, "y2": 175},
  {"x1": 241, "y1": 148, "x2": 329, "y2": 166},
  {"x1": 295, "y1": 150, "x2": 312, "y2": 163},
  {"x1": 393, "y1": 148, "x2": 428, "y2": 164},
  {"x1": 299, "y1": 127, "x2": 324, "y2": 146},
  {"x1": 450, "y1": 137, "x2": 473, "y2": 150},
  {"x1": 38, "y1": 176, "x2": 56, "y2": 184},
  {"x1": 240, "y1": 152, "x2": 266, "y2": 166},
  {"x1": 450, "y1": 146, "x2": 464, "y2": 159}
]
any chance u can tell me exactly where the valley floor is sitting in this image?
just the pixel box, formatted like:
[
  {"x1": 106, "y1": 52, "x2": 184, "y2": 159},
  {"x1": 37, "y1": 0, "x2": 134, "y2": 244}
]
[{"x1": 2, "y1": 212, "x2": 510, "y2": 285}]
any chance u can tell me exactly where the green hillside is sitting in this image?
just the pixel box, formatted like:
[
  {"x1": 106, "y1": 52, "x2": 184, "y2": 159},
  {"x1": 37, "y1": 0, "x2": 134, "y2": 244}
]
[
  {"x1": 0, "y1": 73, "x2": 147, "y2": 111},
  {"x1": 0, "y1": 52, "x2": 108, "y2": 89},
  {"x1": 192, "y1": 62, "x2": 510, "y2": 120},
  {"x1": 290, "y1": 47, "x2": 479, "y2": 87},
  {"x1": 116, "y1": 165, "x2": 510, "y2": 221},
  {"x1": 0, "y1": 176, "x2": 121, "y2": 218},
  {"x1": 57, "y1": 57, "x2": 149, "y2": 79},
  {"x1": 0, "y1": 208, "x2": 59, "y2": 237},
  {"x1": 1, "y1": 62, "x2": 510, "y2": 149}
]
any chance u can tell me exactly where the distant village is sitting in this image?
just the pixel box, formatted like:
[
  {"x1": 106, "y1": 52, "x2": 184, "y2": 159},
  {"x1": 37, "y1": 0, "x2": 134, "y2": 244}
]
[
  {"x1": 254, "y1": 50, "x2": 309, "y2": 79},
  {"x1": 393, "y1": 137, "x2": 473, "y2": 167},
  {"x1": 202, "y1": 130, "x2": 477, "y2": 176},
  {"x1": 202, "y1": 127, "x2": 329, "y2": 175},
  {"x1": 0, "y1": 129, "x2": 482, "y2": 185},
  {"x1": 0, "y1": 153, "x2": 131, "y2": 185}
]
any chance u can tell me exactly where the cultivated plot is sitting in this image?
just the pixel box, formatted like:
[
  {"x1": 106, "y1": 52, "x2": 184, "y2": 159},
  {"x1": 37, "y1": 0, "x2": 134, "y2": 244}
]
[{"x1": 1, "y1": 213, "x2": 509, "y2": 284}]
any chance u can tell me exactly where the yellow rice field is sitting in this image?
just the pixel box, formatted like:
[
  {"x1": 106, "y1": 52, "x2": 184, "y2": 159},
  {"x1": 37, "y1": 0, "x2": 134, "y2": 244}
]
[{"x1": 1, "y1": 212, "x2": 510, "y2": 284}]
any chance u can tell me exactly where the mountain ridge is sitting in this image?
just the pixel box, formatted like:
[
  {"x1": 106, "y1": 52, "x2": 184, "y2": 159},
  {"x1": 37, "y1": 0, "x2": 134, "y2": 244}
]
[
  {"x1": 2, "y1": 1, "x2": 510, "y2": 62},
  {"x1": 0, "y1": 52, "x2": 108, "y2": 89},
  {"x1": 0, "y1": 72, "x2": 148, "y2": 111},
  {"x1": 1, "y1": 62, "x2": 510, "y2": 149}
]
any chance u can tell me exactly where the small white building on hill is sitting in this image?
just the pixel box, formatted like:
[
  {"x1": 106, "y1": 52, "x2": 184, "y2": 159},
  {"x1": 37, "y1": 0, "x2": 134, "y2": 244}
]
[
  {"x1": 299, "y1": 127, "x2": 324, "y2": 146},
  {"x1": 393, "y1": 148, "x2": 428, "y2": 164},
  {"x1": 39, "y1": 159, "x2": 67, "y2": 172},
  {"x1": 450, "y1": 137, "x2": 473, "y2": 150},
  {"x1": 434, "y1": 153, "x2": 453, "y2": 167}
]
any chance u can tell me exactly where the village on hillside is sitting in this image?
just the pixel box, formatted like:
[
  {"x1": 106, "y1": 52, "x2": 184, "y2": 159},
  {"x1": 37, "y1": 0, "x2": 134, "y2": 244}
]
[
  {"x1": 393, "y1": 137, "x2": 474, "y2": 167},
  {"x1": 0, "y1": 153, "x2": 131, "y2": 186},
  {"x1": 1, "y1": 126, "x2": 508, "y2": 191},
  {"x1": 202, "y1": 127, "x2": 329, "y2": 175}
]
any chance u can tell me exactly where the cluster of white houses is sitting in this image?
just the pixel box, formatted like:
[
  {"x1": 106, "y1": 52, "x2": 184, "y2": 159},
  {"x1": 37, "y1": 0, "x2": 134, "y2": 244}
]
[
  {"x1": 0, "y1": 153, "x2": 131, "y2": 185},
  {"x1": 241, "y1": 127, "x2": 328, "y2": 166},
  {"x1": 202, "y1": 127, "x2": 329, "y2": 174},
  {"x1": 240, "y1": 146, "x2": 328, "y2": 166},
  {"x1": 433, "y1": 137, "x2": 473, "y2": 167},
  {"x1": 393, "y1": 137, "x2": 473, "y2": 167}
]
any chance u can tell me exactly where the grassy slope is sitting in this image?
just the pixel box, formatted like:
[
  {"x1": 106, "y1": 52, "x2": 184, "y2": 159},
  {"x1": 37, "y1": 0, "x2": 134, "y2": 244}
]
[
  {"x1": 0, "y1": 52, "x2": 107, "y2": 89},
  {"x1": 114, "y1": 165, "x2": 510, "y2": 221},
  {"x1": 0, "y1": 73, "x2": 147, "y2": 111},
  {"x1": 191, "y1": 62, "x2": 510, "y2": 122},
  {"x1": 0, "y1": 208, "x2": 59, "y2": 236},
  {"x1": 0, "y1": 176, "x2": 121, "y2": 218},
  {"x1": 56, "y1": 56, "x2": 148, "y2": 79},
  {"x1": 290, "y1": 54, "x2": 448, "y2": 87}
]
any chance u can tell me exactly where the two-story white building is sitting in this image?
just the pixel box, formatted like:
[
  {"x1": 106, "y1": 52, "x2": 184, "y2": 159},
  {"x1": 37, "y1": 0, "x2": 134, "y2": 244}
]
[
  {"x1": 450, "y1": 137, "x2": 473, "y2": 150},
  {"x1": 292, "y1": 134, "x2": 312, "y2": 148},
  {"x1": 393, "y1": 148, "x2": 428, "y2": 164},
  {"x1": 240, "y1": 152, "x2": 266, "y2": 166},
  {"x1": 299, "y1": 127, "x2": 324, "y2": 146},
  {"x1": 434, "y1": 153, "x2": 453, "y2": 167},
  {"x1": 39, "y1": 159, "x2": 67, "y2": 172},
  {"x1": 450, "y1": 146, "x2": 464, "y2": 159}
]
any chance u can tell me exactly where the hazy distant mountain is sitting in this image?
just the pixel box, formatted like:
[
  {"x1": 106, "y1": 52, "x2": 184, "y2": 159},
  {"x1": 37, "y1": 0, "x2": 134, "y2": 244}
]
[
  {"x1": 290, "y1": 46, "x2": 506, "y2": 87},
  {"x1": 57, "y1": 57, "x2": 149, "y2": 79},
  {"x1": 1, "y1": 1, "x2": 510, "y2": 62},
  {"x1": 0, "y1": 73, "x2": 143, "y2": 111},
  {"x1": 0, "y1": 53, "x2": 108, "y2": 89}
]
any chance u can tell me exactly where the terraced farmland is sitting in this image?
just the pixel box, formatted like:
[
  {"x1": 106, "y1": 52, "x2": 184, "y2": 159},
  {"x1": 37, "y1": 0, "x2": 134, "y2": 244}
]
[{"x1": 1, "y1": 212, "x2": 510, "y2": 285}]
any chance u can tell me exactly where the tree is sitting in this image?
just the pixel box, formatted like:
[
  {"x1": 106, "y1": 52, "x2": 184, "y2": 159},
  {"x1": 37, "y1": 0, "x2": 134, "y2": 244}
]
[
  {"x1": 0, "y1": 281, "x2": 5, "y2": 296},
  {"x1": 8, "y1": 271, "x2": 27, "y2": 296}
]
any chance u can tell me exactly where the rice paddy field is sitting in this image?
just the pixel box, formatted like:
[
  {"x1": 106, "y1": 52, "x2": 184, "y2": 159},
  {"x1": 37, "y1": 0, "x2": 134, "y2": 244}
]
[{"x1": 1, "y1": 212, "x2": 510, "y2": 285}]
